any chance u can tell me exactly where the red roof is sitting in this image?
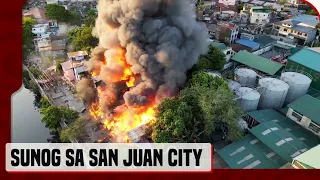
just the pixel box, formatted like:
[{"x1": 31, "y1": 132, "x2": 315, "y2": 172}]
[
  {"x1": 23, "y1": 7, "x2": 47, "y2": 20},
  {"x1": 217, "y1": 3, "x2": 237, "y2": 12}
]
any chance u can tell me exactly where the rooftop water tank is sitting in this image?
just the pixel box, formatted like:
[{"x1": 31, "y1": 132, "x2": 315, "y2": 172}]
[
  {"x1": 235, "y1": 87, "x2": 261, "y2": 111},
  {"x1": 258, "y1": 78, "x2": 289, "y2": 109},
  {"x1": 235, "y1": 68, "x2": 257, "y2": 87},
  {"x1": 280, "y1": 72, "x2": 312, "y2": 105},
  {"x1": 227, "y1": 79, "x2": 241, "y2": 92}
]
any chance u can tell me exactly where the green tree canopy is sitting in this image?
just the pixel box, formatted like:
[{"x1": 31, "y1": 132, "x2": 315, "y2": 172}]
[
  {"x1": 68, "y1": 26, "x2": 98, "y2": 54},
  {"x1": 40, "y1": 97, "x2": 51, "y2": 110},
  {"x1": 236, "y1": 3, "x2": 244, "y2": 13},
  {"x1": 188, "y1": 72, "x2": 229, "y2": 89},
  {"x1": 84, "y1": 9, "x2": 97, "y2": 27},
  {"x1": 150, "y1": 76, "x2": 244, "y2": 143},
  {"x1": 45, "y1": 4, "x2": 70, "y2": 22},
  {"x1": 60, "y1": 106, "x2": 79, "y2": 123},
  {"x1": 41, "y1": 105, "x2": 62, "y2": 130},
  {"x1": 277, "y1": 0, "x2": 288, "y2": 5},
  {"x1": 29, "y1": 66, "x2": 42, "y2": 79},
  {"x1": 191, "y1": 45, "x2": 226, "y2": 74},
  {"x1": 60, "y1": 118, "x2": 87, "y2": 142},
  {"x1": 22, "y1": 17, "x2": 36, "y2": 59}
]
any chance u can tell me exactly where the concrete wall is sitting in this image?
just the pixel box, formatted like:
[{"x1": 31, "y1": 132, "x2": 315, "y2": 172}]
[{"x1": 286, "y1": 108, "x2": 320, "y2": 137}]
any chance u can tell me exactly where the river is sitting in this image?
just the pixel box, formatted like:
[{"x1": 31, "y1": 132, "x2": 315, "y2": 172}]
[{"x1": 11, "y1": 85, "x2": 52, "y2": 143}]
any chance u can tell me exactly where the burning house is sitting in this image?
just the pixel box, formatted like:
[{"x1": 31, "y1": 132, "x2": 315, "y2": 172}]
[{"x1": 76, "y1": 0, "x2": 208, "y2": 143}]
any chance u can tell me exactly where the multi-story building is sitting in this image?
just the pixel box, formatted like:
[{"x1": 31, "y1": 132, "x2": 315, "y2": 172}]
[
  {"x1": 32, "y1": 24, "x2": 51, "y2": 38},
  {"x1": 61, "y1": 51, "x2": 89, "y2": 83},
  {"x1": 216, "y1": 23, "x2": 239, "y2": 45},
  {"x1": 249, "y1": 7, "x2": 272, "y2": 25},
  {"x1": 210, "y1": 42, "x2": 235, "y2": 69},
  {"x1": 272, "y1": 15, "x2": 319, "y2": 46}
]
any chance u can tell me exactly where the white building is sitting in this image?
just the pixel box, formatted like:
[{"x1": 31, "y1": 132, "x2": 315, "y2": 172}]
[
  {"x1": 272, "y1": 15, "x2": 319, "y2": 46},
  {"x1": 46, "y1": 0, "x2": 59, "y2": 4},
  {"x1": 32, "y1": 24, "x2": 51, "y2": 38},
  {"x1": 249, "y1": 7, "x2": 272, "y2": 24},
  {"x1": 286, "y1": 95, "x2": 320, "y2": 138},
  {"x1": 218, "y1": 0, "x2": 236, "y2": 6}
]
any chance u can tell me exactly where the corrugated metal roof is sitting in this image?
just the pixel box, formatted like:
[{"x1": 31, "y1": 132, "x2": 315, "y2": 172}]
[
  {"x1": 218, "y1": 134, "x2": 287, "y2": 169},
  {"x1": 287, "y1": 95, "x2": 320, "y2": 124},
  {"x1": 249, "y1": 121, "x2": 310, "y2": 162},
  {"x1": 248, "y1": 109, "x2": 320, "y2": 147},
  {"x1": 232, "y1": 50, "x2": 284, "y2": 75},
  {"x1": 235, "y1": 39, "x2": 260, "y2": 49},
  {"x1": 293, "y1": 145, "x2": 320, "y2": 169},
  {"x1": 288, "y1": 48, "x2": 320, "y2": 72},
  {"x1": 210, "y1": 42, "x2": 227, "y2": 50}
]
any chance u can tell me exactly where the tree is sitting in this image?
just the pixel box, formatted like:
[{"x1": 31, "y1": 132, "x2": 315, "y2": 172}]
[
  {"x1": 41, "y1": 106, "x2": 63, "y2": 130},
  {"x1": 306, "y1": 9, "x2": 317, "y2": 16},
  {"x1": 22, "y1": 17, "x2": 36, "y2": 59},
  {"x1": 23, "y1": 70, "x2": 31, "y2": 89},
  {"x1": 150, "y1": 75, "x2": 244, "y2": 143},
  {"x1": 45, "y1": 4, "x2": 70, "y2": 22},
  {"x1": 29, "y1": 66, "x2": 42, "y2": 79},
  {"x1": 236, "y1": 3, "x2": 244, "y2": 13},
  {"x1": 84, "y1": 9, "x2": 97, "y2": 27},
  {"x1": 277, "y1": 0, "x2": 288, "y2": 5},
  {"x1": 40, "y1": 97, "x2": 51, "y2": 110},
  {"x1": 56, "y1": 60, "x2": 64, "y2": 73},
  {"x1": 68, "y1": 11, "x2": 81, "y2": 26},
  {"x1": 68, "y1": 27, "x2": 98, "y2": 54},
  {"x1": 59, "y1": 106, "x2": 79, "y2": 123},
  {"x1": 314, "y1": 42, "x2": 320, "y2": 47},
  {"x1": 188, "y1": 72, "x2": 229, "y2": 89},
  {"x1": 281, "y1": 8, "x2": 291, "y2": 12},
  {"x1": 191, "y1": 45, "x2": 226, "y2": 74},
  {"x1": 60, "y1": 118, "x2": 87, "y2": 142}
]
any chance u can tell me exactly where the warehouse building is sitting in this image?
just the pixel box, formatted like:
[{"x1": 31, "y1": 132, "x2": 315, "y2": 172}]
[
  {"x1": 218, "y1": 109, "x2": 320, "y2": 169},
  {"x1": 231, "y1": 50, "x2": 285, "y2": 76},
  {"x1": 284, "y1": 48, "x2": 320, "y2": 90}
]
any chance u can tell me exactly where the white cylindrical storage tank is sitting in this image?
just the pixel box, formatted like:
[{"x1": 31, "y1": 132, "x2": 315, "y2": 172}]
[
  {"x1": 227, "y1": 79, "x2": 241, "y2": 92},
  {"x1": 235, "y1": 87, "x2": 261, "y2": 111},
  {"x1": 280, "y1": 72, "x2": 312, "y2": 105},
  {"x1": 258, "y1": 78, "x2": 289, "y2": 109},
  {"x1": 235, "y1": 68, "x2": 257, "y2": 87}
]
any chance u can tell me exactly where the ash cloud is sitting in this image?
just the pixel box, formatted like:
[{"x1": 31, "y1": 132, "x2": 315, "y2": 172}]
[
  {"x1": 86, "y1": 0, "x2": 208, "y2": 109},
  {"x1": 76, "y1": 78, "x2": 96, "y2": 104}
]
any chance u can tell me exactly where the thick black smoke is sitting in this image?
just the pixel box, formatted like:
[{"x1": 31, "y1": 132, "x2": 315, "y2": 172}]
[{"x1": 87, "y1": 0, "x2": 208, "y2": 110}]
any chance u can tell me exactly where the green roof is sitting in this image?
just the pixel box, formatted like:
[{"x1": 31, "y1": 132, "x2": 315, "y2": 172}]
[
  {"x1": 217, "y1": 134, "x2": 287, "y2": 169},
  {"x1": 248, "y1": 109, "x2": 320, "y2": 147},
  {"x1": 249, "y1": 121, "x2": 310, "y2": 162},
  {"x1": 210, "y1": 42, "x2": 227, "y2": 50},
  {"x1": 287, "y1": 95, "x2": 320, "y2": 124},
  {"x1": 288, "y1": 48, "x2": 320, "y2": 72},
  {"x1": 293, "y1": 145, "x2": 320, "y2": 169},
  {"x1": 232, "y1": 50, "x2": 284, "y2": 75}
]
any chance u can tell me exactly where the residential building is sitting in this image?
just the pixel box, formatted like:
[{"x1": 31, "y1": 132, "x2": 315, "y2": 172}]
[
  {"x1": 235, "y1": 39, "x2": 260, "y2": 52},
  {"x1": 218, "y1": 0, "x2": 236, "y2": 6},
  {"x1": 249, "y1": 7, "x2": 272, "y2": 25},
  {"x1": 46, "y1": 0, "x2": 59, "y2": 4},
  {"x1": 23, "y1": 7, "x2": 48, "y2": 24},
  {"x1": 286, "y1": 95, "x2": 320, "y2": 137},
  {"x1": 232, "y1": 50, "x2": 284, "y2": 76},
  {"x1": 218, "y1": 109, "x2": 320, "y2": 169},
  {"x1": 249, "y1": 0, "x2": 265, "y2": 6},
  {"x1": 210, "y1": 42, "x2": 235, "y2": 69},
  {"x1": 292, "y1": 145, "x2": 320, "y2": 169},
  {"x1": 288, "y1": 0, "x2": 301, "y2": 5},
  {"x1": 272, "y1": 15, "x2": 319, "y2": 46},
  {"x1": 263, "y1": 3, "x2": 283, "y2": 12},
  {"x1": 32, "y1": 24, "x2": 51, "y2": 38},
  {"x1": 240, "y1": 33, "x2": 255, "y2": 41},
  {"x1": 216, "y1": 23, "x2": 239, "y2": 45},
  {"x1": 284, "y1": 48, "x2": 320, "y2": 90},
  {"x1": 61, "y1": 51, "x2": 89, "y2": 83}
]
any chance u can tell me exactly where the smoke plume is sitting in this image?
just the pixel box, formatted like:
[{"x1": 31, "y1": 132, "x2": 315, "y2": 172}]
[
  {"x1": 86, "y1": 0, "x2": 208, "y2": 111},
  {"x1": 76, "y1": 78, "x2": 96, "y2": 104}
]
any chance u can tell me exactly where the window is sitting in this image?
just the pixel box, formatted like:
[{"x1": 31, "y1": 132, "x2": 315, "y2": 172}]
[
  {"x1": 284, "y1": 28, "x2": 288, "y2": 32},
  {"x1": 292, "y1": 111, "x2": 302, "y2": 122},
  {"x1": 308, "y1": 122, "x2": 320, "y2": 134},
  {"x1": 226, "y1": 51, "x2": 231, "y2": 55}
]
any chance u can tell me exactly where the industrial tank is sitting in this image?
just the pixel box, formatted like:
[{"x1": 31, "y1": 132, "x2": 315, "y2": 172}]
[
  {"x1": 235, "y1": 87, "x2": 261, "y2": 111},
  {"x1": 227, "y1": 79, "x2": 241, "y2": 92},
  {"x1": 235, "y1": 68, "x2": 257, "y2": 87},
  {"x1": 258, "y1": 78, "x2": 289, "y2": 109},
  {"x1": 280, "y1": 72, "x2": 312, "y2": 105}
]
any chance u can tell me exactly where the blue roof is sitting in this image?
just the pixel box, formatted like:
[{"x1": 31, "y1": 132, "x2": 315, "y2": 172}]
[
  {"x1": 292, "y1": 15, "x2": 319, "y2": 27},
  {"x1": 292, "y1": 25, "x2": 314, "y2": 33},
  {"x1": 288, "y1": 48, "x2": 320, "y2": 72},
  {"x1": 235, "y1": 39, "x2": 260, "y2": 49}
]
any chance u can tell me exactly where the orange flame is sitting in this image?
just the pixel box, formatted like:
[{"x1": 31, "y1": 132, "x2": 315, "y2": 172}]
[{"x1": 89, "y1": 45, "x2": 155, "y2": 142}]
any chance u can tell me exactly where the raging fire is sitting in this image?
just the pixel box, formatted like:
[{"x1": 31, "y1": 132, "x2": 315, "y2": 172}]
[{"x1": 89, "y1": 47, "x2": 155, "y2": 142}]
